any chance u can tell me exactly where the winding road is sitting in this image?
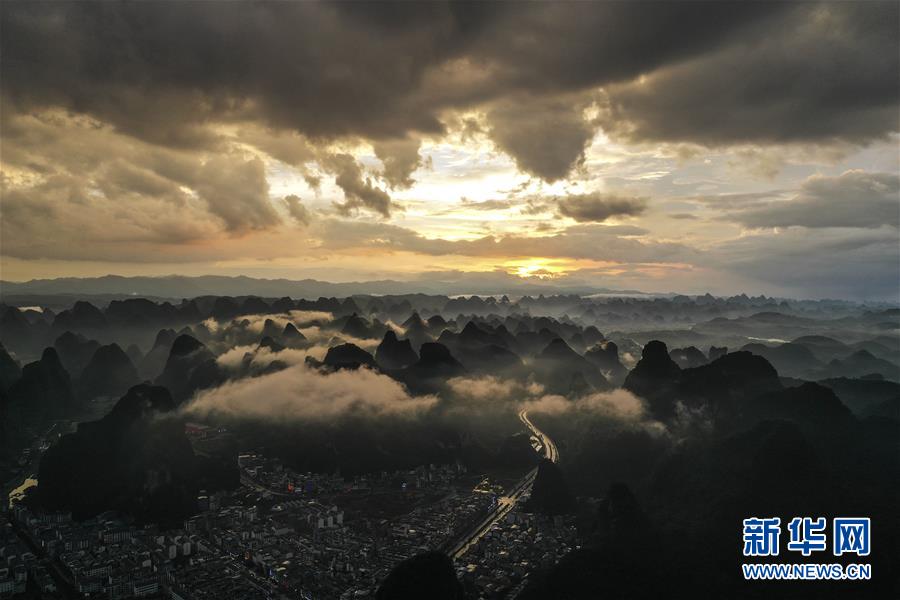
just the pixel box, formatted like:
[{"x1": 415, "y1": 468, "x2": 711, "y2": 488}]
[
  {"x1": 519, "y1": 409, "x2": 558, "y2": 464},
  {"x1": 449, "y1": 410, "x2": 558, "y2": 561}
]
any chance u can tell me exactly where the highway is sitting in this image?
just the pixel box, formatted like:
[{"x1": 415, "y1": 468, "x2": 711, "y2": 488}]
[
  {"x1": 449, "y1": 410, "x2": 558, "y2": 562},
  {"x1": 520, "y1": 409, "x2": 558, "y2": 464}
]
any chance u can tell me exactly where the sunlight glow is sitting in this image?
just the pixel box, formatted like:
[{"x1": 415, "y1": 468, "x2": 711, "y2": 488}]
[{"x1": 505, "y1": 259, "x2": 570, "y2": 280}]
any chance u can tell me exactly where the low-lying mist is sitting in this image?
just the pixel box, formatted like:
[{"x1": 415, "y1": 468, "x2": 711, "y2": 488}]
[
  {"x1": 183, "y1": 363, "x2": 438, "y2": 422},
  {"x1": 202, "y1": 310, "x2": 334, "y2": 334},
  {"x1": 447, "y1": 375, "x2": 662, "y2": 430}
]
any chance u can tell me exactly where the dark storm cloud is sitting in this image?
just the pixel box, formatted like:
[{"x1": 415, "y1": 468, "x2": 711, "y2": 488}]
[
  {"x1": 4, "y1": 1, "x2": 891, "y2": 169},
  {"x1": 556, "y1": 193, "x2": 647, "y2": 223},
  {"x1": 597, "y1": 3, "x2": 900, "y2": 146},
  {"x1": 1, "y1": 0, "x2": 897, "y2": 293},
  {"x1": 486, "y1": 94, "x2": 595, "y2": 181},
  {"x1": 0, "y1": 1, "x2": 467, "y2": 142},
  {"x1": 724, "y1": 171, "x2": 900, "y2": 230}
]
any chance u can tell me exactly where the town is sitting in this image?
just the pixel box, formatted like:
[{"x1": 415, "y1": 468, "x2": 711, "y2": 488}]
[{"x1": 4, "y1": 447, "x2": 577, "y2": 600}]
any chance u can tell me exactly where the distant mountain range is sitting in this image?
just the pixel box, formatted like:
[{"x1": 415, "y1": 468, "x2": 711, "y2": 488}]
[{"x1": 0, "y1": 274, "x2": 652, "y2": 302}]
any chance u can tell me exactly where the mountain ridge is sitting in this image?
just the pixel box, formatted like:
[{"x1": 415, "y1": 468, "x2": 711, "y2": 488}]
[{"x1": 0, "y1": 274, "x2": 655, "y2": 301}]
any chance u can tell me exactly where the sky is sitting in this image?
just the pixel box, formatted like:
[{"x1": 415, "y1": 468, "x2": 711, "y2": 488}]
[{"x1": 1, "y1": 1, "x2": 898, "y2": 300}]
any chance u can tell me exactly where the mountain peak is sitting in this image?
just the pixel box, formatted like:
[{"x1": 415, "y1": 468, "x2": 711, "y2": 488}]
[{"x1": 170, "y1": 334, "x2": 205, "y2": 356}]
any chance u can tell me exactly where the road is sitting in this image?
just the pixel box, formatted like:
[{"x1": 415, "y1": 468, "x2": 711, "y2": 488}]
[
  {"x1": 448, "y1": 410, "x2": 557, "y2": 562},
  {"x1": 240, "y1": 473, "x2": 292, "y2": 498},
  {"x1": 5, "y1": 422, "x2": 59, "y2": 509},
  {"x1": 520, "y1": 409, "x2": 558, "y2": 464}
]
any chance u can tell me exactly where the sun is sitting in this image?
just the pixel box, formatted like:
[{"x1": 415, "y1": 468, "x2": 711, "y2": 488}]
[{"x1": 506, "y1": 259, "x2": 567, "y2": 280}]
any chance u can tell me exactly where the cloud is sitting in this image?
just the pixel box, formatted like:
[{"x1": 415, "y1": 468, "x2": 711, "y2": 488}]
[
  {"x1": 447, "y1": 376, "x2": 543, "y2": 401},
  {"x1": 442, "y1": 377, "x2": 668, "y2": 437},
  {"x1": 325, "y1": 154, "x2": 394, "y2": 217},
  {"x1": 458, "y1": 198, "x2": 515, "y2": 212},
  {"x1": 196, "y1": 156, "x2": 281, "y2": 232},
  {"x1": 711, "y1": 226, "x2": 900, "y2": 300},
  {"x1": 317, "y1": 219, "x2": 694, "y2": 265},
  {"x1": 373, "y1": 137, "x2": 422, "y2": 189},
  {"x1": 100, "y1": 159, "x2": 188, "y2": 200},
  {"x1": 0, "y1": 172, "x2": 221, "y2": 261},
  {"x1": 595, "y1": 3, "x2": 899, "y2": 146},
  {"x1": 183, "y1": 363, "x2": 438, "y2": 422},
  {"x1": 689, "y1": 191, "x2": 785, "y2": 210},
  {"x1": 520, "y1": 389, "x2": 654, "y2": 424},
  {"x1": 0, "y1": 110, "x2": 296, "y2": 261},
  {"x1": 556, "y1": 193, "x2": 647, "y2": 223},
  {"x1": 215, "y1": 344, "x2": 320, "y2": 371},
  {"x1": 282, "y1": 195, "x2": 312, "y2": 226},
  {"x1": 487, "y1": 93, "x2": 595, "y2": 181},
  {"x1": 297, "y1": 326, "x2": 382, "y2": 352},
  {"x1": 5, "y1": 1, "x2": 889, "y2": 161},
  {"x1": 620, "y1": 352, "x2": 638, "y2": 368},
  {"x1": 0, "y1": 2, "x2": 455, "y2": 142},
  {"x1": 229, "y1": 310, "x2": 333, "y2": 333},
  {"x1": 1, "y1": 1, "x2": 897, "y2": 301},
  {"x1": 723, "y1": 170, "x2": 900, "y2": 229},
  {"x1": 238, "y1": 126, "x2": 317, "y2": 167},
  {"x1": 445, "y1": 377, "x2": 660, "y2": 434}
]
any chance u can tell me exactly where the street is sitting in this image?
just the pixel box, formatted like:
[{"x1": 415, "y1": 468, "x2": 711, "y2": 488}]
[{"x1": 449, "y1": 410, "x2": 558, "y2": 561}]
